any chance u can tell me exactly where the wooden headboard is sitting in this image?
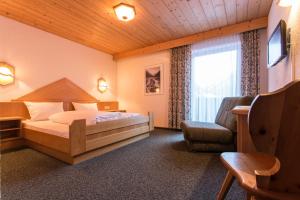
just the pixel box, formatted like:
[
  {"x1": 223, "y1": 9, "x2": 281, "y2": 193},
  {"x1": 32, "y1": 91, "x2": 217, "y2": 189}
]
[{"x1": 0, "y1": 78, "x2": 118, "y2": 119}]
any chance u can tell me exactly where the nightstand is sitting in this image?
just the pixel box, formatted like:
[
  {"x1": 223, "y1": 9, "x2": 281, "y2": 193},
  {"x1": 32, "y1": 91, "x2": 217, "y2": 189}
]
[{"x1": 0, "y1": 117, "x2": 25, "y2": 151}]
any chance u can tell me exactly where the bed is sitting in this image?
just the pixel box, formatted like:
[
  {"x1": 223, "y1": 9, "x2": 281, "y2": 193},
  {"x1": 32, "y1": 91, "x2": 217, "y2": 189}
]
[{"x1": 0, "y1": 78, "x2": 154, "y2": 164}]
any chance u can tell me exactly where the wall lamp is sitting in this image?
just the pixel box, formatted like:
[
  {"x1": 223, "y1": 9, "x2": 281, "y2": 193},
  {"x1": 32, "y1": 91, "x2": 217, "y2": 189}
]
[
  {"x1": 0, "y1": 62, "x2": 15, "y2": 86},
  {"x1": 97, "y1": 77, "x2": 109, "y2": 93}
]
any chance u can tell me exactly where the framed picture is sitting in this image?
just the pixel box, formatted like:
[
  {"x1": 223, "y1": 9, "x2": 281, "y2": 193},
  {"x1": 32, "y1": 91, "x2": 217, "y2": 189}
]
[{"x1": 144, "y1": 64, "x2": 163, "y2": 95}]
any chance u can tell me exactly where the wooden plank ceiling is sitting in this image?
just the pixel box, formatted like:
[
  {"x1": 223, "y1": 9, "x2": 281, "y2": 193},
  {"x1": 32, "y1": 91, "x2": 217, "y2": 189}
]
[{"x1": 0, "y1": 0, "x2": 273, "y2": 56}]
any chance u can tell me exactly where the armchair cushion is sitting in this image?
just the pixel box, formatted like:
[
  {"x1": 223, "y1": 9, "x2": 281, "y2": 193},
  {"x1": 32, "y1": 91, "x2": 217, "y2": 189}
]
[{"x1": 181, "y1": 121, "x2": 233, "y2": 144}]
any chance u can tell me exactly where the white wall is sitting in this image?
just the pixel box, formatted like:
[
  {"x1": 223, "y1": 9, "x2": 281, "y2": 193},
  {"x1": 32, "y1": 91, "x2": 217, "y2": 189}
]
[
  {"x1": 0, "y1": 16, "x2": 117, "y2": 101},
  {"x1": 267, "y1": 1, "x2": 300, "y2": 91},
  {"x1": 117, "y1": 51, "x2": 170, "y2": 127}
]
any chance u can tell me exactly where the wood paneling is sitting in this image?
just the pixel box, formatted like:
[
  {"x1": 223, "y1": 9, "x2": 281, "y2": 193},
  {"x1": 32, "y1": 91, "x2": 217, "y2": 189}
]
[
  {"x1": 0, "y1": 0, "x2": 272, "y2": 55},
  {"x1": 114, "y1": 17, "x2": 268, "y2": 59}
]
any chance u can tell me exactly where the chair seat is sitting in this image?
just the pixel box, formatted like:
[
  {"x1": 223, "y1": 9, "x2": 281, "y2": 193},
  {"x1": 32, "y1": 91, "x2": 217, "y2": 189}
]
[
  {"x1": 182, "y1": 121, "x2": 233, "y2": 144},
  {"x1": 220, "y1": 152, "x2": 300, "y2": 200}
]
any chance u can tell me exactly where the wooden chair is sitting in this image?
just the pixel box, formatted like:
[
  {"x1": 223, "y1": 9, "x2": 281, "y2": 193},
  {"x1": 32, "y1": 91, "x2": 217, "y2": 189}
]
[{"x1": 217, "y1": 80, "x2": 300, "y2": 200}]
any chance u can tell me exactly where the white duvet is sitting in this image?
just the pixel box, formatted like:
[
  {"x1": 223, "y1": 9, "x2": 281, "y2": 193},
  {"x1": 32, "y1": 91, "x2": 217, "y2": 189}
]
[{"x1": 48, "y1": 110, "x2": 140, "y2": 125}]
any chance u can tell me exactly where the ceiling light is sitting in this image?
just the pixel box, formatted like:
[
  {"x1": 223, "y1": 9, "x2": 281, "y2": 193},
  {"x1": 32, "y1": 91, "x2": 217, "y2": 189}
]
[
  {"x1": 113, "y1": 3, "x2": 135, "y2": 22},
  {"x1": 277, "y1": 0, "x2": 293, "y2": 7}
]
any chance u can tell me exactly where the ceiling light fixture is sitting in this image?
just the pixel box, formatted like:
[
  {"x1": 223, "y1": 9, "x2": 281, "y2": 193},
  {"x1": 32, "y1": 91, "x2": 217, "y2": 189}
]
[
  {"x1": 277, "y1": 0, "x2": 293, "y2": 7},
  {"x1": 113, "y1": 3, "x2": 135, "y2": 22}
]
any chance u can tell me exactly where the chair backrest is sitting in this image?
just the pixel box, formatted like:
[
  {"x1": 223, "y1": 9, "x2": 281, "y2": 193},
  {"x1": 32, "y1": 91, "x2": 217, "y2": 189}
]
[
  {"x1": 215, "y1": 96, "x2": 253, "y2": 132},
  {"x1": 248, "y1": 80, "x2": 300, "y2": 193}
]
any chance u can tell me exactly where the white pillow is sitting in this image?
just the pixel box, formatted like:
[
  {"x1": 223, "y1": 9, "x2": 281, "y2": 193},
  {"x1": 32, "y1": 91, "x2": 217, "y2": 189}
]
[
  {"x1": 49, "y1": 110, "x2": 98, "y2": 125},
  {"x1": 72, "y1": 102, "x2": 98, "y2": 111},
  {"x1": 24, "y1": 102, "x2": 64, "y2": 121}
]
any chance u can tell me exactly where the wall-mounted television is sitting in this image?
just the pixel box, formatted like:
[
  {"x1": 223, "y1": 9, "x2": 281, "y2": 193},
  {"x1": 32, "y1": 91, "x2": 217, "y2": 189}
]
[{"x1": 267, "y1": 20, "x2": 288, "y2": 67}]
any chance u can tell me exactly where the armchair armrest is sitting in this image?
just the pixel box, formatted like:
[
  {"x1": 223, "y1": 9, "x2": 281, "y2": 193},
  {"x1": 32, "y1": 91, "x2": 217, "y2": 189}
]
[{"x1": 255, "y1": 157, "x2": 280, "y2": 189}]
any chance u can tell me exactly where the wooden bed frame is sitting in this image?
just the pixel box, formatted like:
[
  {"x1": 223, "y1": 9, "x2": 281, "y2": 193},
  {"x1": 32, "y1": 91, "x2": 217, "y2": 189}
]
[{"x1": 0, "y1": 78, "x2": 154, "y2": 164}]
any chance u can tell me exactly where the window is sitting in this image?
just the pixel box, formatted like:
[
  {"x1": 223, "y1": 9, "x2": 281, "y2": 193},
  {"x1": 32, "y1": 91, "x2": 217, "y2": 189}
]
[{"x1": 191, "y1": 35, "x2": 241, "y2": 122}]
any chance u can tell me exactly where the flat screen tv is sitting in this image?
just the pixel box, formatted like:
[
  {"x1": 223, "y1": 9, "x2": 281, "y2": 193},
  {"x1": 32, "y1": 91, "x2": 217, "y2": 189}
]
[{"x1": 268, "y1": 20, "x2": 288, "y2": 67}]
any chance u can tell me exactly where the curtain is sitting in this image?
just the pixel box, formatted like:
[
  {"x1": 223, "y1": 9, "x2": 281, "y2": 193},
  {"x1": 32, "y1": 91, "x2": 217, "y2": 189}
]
[
  {"x1": 191, "y1": 35, "x2": 241, "y2": 122},
  {"x1": 168, "y1": 45, "x2": 191, "y2": 129},
  {"x1": 241, "y1": 30, "x2": 260, "y2": 96}
]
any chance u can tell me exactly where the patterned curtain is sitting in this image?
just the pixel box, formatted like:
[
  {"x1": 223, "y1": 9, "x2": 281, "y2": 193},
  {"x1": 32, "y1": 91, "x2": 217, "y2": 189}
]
[
  {"x1": 168, "y1": 45, "x2": 191, "y2": 129},
  {"x1": 241, "y1": 30, "x2": 260, "y2": 96}
]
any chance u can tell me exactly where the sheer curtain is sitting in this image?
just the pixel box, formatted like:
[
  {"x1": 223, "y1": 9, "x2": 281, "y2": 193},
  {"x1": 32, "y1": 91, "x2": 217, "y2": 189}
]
[{"x1": 191, "y1": 35, "x2": 241, "y2": 122}]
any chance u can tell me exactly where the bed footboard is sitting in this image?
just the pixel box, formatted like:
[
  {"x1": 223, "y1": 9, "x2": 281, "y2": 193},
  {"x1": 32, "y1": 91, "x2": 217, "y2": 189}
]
[
  {"x1": 69, "y1": 119, "x2": 86, "y2": 156},
  {"x1": 148, "y1": 112, "x2": 154, "y2": 131}
]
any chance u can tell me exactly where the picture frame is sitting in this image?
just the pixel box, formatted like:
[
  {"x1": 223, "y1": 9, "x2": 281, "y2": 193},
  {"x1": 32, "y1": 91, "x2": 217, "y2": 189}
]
[{"x1": 144, "y1": 64, "x2": 163, "y2": 95}]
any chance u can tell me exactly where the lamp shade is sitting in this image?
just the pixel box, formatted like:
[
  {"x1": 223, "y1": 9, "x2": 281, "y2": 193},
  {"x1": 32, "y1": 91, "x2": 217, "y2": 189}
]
[
  {"x1": 98, "y1": 78, "x2": 109, "y2": 93},
  {"x1": 0, "y1": 62, "x2": 15, "y2": 86},
  {"x1": 113, "y1": 3, "x2": 135, "y2": 21}
]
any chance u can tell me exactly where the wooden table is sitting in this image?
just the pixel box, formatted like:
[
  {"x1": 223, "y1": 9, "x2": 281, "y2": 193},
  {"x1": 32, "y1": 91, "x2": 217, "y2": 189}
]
[{"x1": 232, "y1": 106, "x2": 256, "y2": 153}]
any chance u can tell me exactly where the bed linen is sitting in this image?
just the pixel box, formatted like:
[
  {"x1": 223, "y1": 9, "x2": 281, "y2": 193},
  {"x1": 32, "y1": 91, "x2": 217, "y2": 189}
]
[{"x1": 49, "y1": 110, "x2": 140, "y2": 125}]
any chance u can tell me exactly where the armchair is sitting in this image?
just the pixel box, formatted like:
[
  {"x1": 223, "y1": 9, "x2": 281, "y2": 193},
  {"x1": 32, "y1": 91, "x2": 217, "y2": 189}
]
[{"x1": 181, "y1": 96, "x2": 253, "y2": 152}]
